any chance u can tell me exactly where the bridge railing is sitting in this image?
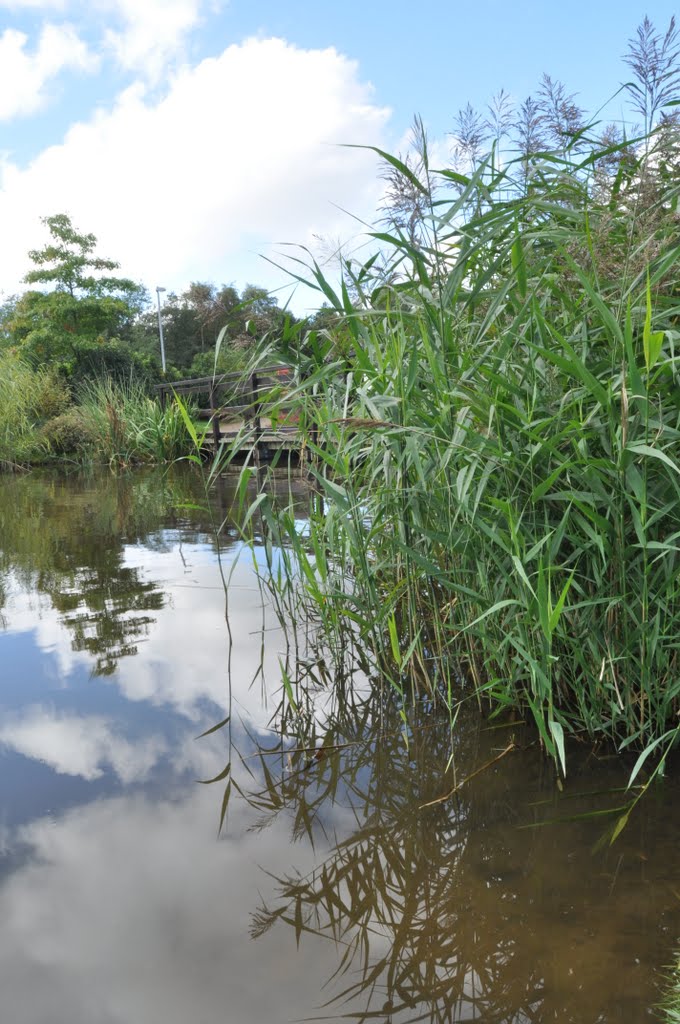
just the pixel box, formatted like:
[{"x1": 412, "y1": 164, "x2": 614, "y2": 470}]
[{"x1": 156, "y1": 364, "x2": 296, "y2": 451}]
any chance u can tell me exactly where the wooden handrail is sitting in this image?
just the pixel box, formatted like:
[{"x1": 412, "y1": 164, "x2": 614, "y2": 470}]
[
  {"x1": 155, "y1": 365, "x2": 294, "y2": 424},
  {"x1": 156, "y1": 364, "x2": 293, "y2": 396}
]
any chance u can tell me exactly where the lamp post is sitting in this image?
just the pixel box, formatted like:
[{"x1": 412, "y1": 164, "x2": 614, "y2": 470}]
[{"x1": 156, "y1": 286, "x2": 167, "y2": 373}]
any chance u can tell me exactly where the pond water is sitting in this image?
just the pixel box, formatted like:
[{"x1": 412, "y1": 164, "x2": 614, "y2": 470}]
[{"x1": 0, "y1": 467, "x2": 679, "y2": 1023}]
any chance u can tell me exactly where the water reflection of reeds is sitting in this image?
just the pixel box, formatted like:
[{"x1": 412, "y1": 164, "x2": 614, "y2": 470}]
[{"x1": 222, "y1": 687, "x2": 679, "y2": 1023}]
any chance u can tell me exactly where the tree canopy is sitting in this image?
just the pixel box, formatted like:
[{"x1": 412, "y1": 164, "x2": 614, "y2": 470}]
[
  {"x1": 2, "y1": 213, "x2": 295, "y2": 382},
  {"x1": 130, "y1": 281, "x2": 294, "y2": 375},
  {"x1": 9, "y1": 214, "x2": 147, "y2": 368}
]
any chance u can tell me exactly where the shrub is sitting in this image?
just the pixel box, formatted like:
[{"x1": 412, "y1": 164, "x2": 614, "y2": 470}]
[{"x1": 39, "y1": 409, "x2": 94, "y2": 455}]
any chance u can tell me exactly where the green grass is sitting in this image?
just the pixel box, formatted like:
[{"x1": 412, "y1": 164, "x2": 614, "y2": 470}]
[
  {"x1": 219, "y1": 119, "x2": 680, "y2": 779},
  {"x1": 77, "y1": 377, "x2": 194, "y2": 466},
  {"x1": 0, "y1": 352, "x2": 71, "y2": 466},
  {"x1": 660, "y1": 955, "x2": 680, "y2": 1023},
  {"x1": 0, "y1": 355, "x2": 194, "y2": 469}
]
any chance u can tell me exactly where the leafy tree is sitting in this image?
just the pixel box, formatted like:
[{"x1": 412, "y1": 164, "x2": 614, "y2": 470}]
[
  {"x1": 8, "y1": 213, "x2": 147, "y2": 367},
  {"x1": 0, "y1": 295, "x2": 18, "y2": 351},
  {"x1": 131, "y1": 281, "x2": 293, "y2": 373}
]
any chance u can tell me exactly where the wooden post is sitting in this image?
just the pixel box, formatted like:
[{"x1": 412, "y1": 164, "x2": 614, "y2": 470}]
[
  {"x1": 251, "y1": 370, "x2": 264, "y2": 466},
  {"x1": 210, "y1": 383, "x2": 220, "y2": 452},
  {"x1": 303, "y1": 368, "x2": 318, "y2": 470}
]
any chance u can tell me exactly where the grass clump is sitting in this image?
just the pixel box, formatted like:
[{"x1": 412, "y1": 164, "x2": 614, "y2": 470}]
[
  {"x1": 660, "y1": 955, "x2": 680, "y2": 1023},
  {"x1": 77, "y1": 377, "x2": 194, "y2": 466},
  {"x1": 225, "y1": 116, "x2": 680, "y2": 777},
  {"x1": 0, "y1": 352, "x2": 71, "y2": 466},
  {"x1": 0, "y1": 352, "x2": 193, "y2": 468}
]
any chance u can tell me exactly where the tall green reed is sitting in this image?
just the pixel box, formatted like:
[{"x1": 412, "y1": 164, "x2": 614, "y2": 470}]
[
  {"x1": 220, "y1": 124, "x2": 680, "y2": 775},
  {"x1": 78, "y1": 377, "x2": 193, "y2": 466},
  {"x1": 660, "y1": 954, "x2": 680, "y2": 1024},
  {"x1": 0, "y1": 352, "x2": 71, "y2": 466}
]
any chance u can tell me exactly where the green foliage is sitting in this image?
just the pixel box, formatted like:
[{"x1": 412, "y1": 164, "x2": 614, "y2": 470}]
[
  {"x1": 0, "y1": 352, "x2": 71, "y2": 465},
  {"x1": 0, "y1": 295, "x2": 18, "y2": 351},
  {"x1": 0, "y1": 349, "x2": 192, "y2": 469},
  {"x1": 188, "y1": 344, "x2": 249, "y2": 378},
  {"x1": 64, "y1": 338, "x2": 159, "y2": 390},
  {"x1": 224, "y1": 111, "x2": 680, "y2": 777},
  {"x1": 8, "y1": 213, "x2": 147, "y2": 366},
  {"x1": 77, "y1": 377, "x2": 194, "y2": 466}
]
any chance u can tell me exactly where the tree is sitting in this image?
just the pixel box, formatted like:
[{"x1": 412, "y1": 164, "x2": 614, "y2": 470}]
[
  {"x1": 0, "y1": 295, "x2": 18, "y2": 351},
  {"x1": 130, "y1": 290, "x2": 199, "y2": 369},
  {"x1": 9, "y1": 214, "x2": 147, "y2": 366},
  {"x1": 130, "y1": 281, "x2": 293, "y2": 374},
  {"x1": 240, "y1": 284, "x2": 289, "y2": 338}
]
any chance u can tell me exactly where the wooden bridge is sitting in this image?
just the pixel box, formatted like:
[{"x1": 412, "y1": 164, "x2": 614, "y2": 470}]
[{"x1": 156, "y1": 365, "x2": 305, "y2": 462}]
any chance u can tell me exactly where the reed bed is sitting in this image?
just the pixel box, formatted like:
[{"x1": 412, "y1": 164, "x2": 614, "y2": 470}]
[
  {"x1": 228, "y1": 126, "x2": 680, "y2": 772},
  {"x1": 661, "y1": 961, "x2": 680, "y2": 1024},
  {"x1": 0, "y1": 352, "x2": 71, "y2": 466},
  {"x1": 77, "y1": 377, "x2": 192, "y2": 466}
]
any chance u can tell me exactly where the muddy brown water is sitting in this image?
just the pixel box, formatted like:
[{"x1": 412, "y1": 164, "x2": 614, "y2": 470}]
[{"x1": 0, "y1": 467, "x2": 678, "y2": 1023}]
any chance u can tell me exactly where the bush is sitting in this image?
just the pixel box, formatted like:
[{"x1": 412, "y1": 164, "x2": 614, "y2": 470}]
[
  {"x1": 39, "y1": 409, "x2": 94, "y2": 455},
  {"x1": 64, "y1": 339, "x2": 160, "y2": 391}
]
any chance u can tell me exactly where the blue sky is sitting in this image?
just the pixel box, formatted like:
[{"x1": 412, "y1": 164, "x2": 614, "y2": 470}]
[{"x1": 0, "y1": 1, "x2": 676, "y2": 313}]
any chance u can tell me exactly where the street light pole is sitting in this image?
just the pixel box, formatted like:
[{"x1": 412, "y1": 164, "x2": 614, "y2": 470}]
[{"x1": 156, "y1": 286, "x2": 167, "y2": 373}]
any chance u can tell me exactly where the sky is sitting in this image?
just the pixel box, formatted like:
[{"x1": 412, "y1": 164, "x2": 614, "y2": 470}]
[{"x1": 0, "y1": 0, "x2": 676, "y2": 315}]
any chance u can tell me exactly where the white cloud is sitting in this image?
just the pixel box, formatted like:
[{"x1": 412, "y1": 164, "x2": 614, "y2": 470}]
[
  {"x1": 0, "y1": 707, "x2": 166, "y2": 782},
  {"x1": 0, "y1": 24, "x2": 97, "y2": 121},
  {"x1": 99, "y1": 0, "x2": 204, "y2": 78},
  {"x1": 0, "y1": 0, "x2": 212, "y2": 78},
  {"x1": 0, "y1": 790, "x2": 347, "y2": 1024},
  {"x1": 1, "y1": 542, "x2": 291, "y2": 732},
  {"x1": 0, "y1": 36, "x2": 389, "y2": 307}
]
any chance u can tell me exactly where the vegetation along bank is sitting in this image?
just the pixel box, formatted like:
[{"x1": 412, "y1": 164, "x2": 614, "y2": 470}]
[
  {"x1": 219, "y1": 17, "x2": 680, "y2": 803},
  {"x1": 2, "y1": 16, "x2": 679, "y2": 796}
]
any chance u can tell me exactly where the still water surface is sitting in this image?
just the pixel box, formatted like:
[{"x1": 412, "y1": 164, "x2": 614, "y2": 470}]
[{"x1": 0, "y1": 467, "x2": 679, "y2": 1023}]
